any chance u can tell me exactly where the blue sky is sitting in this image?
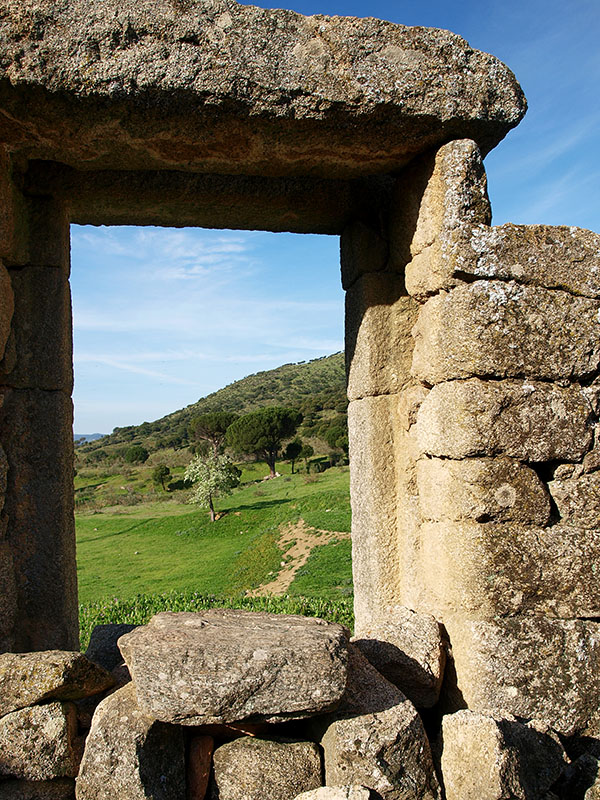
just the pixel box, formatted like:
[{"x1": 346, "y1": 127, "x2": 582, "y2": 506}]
[{"x1": 71, "y1": 0, "x2": 600, "y2": 433}]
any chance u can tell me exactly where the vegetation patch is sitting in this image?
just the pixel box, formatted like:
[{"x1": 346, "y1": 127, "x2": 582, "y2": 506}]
[{"x1": 79, "y1": 591, "x2": 354, "y2": 651}]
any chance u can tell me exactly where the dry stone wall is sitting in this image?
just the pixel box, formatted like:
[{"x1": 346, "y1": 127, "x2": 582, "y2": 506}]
[
  {"x1": 0, "y1": 0, "x2": 599, "y2": 797},
  {"x1": 346, "y1": 137, "x2": 600, "y2": 741}
]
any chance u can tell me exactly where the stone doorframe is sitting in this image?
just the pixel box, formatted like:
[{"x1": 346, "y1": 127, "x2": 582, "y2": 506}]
[{"x1": 2, "y1": 0, "x2": 600, "y2": 736}]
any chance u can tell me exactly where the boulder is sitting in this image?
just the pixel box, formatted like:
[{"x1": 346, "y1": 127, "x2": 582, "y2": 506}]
[
  {"x1": 412, "y1": 281, "x2": 600, "y2": 384},
  {"x1": 0, "y1": 779, "x2": 75, "y2": 800},
  {"x1": 0, "y1": 702, "x2": 81, "y2": 780},
  {"x1": 211, "y1": 736, "x2": 322, "y2": 800},
  {"x1": 318, "y1": 647, "x2": 440, "y2": 800},
  {"x1": 352, "y1": 606, "x2": 446, "y2": 708},
  {"x1": 84, "y1": 624, "x2": 137, "y2": 672},
  {"x1": 414, "y1": 378, "x2": 592, "y2": 461},
  {"x1": 0, "y1": 1, "x2": 525, "y2": 175},
  {"x1": 118, "y1": 610, "x2": 349, "y2": 725},
  {"x1": 75, "y1": 683, "x2": 185, "y2": 800},
  {"x1": 440, "y1": 710, "x2": 567, "y2": 800},
  {"x1": 0, "y1": 651, "x2": 114, "y2": 718},
  {"x1": 294, "y1": 788, "x2": 376, "y2": 800}
]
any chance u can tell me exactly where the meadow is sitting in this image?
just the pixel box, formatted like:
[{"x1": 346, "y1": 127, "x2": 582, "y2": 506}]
[{"x1": 76, "y1": 459, "x2": 353, "y2": 648}]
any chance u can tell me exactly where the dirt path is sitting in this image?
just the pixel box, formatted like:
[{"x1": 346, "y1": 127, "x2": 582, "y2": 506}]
[{"x1": 252, "y1": 518, "x2": 350, "y2": 596}]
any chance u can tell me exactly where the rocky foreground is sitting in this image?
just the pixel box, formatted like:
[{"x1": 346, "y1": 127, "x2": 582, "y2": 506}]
[{"x1": 0, "y1": 608, "x2": 596, "y2": 799}]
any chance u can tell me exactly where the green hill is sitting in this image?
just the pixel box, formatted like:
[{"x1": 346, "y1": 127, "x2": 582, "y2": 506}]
[{"x1": 79, "y1": 352, "x2": 347, "y2": 458}]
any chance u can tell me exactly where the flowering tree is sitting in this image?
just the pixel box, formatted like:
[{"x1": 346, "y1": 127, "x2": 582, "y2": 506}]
[{"x1": 184, "y1": 453, "x2": 241, "y2": 522}]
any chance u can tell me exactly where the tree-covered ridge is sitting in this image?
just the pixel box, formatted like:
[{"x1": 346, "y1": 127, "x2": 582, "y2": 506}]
[{"x1": 80, "y1": 352, "x2": 346, "y2": 455}]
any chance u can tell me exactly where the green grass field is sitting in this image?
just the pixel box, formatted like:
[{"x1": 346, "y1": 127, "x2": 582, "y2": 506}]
[{"x1": 76, "y1": 463, "x2": 353, "y2": 645}]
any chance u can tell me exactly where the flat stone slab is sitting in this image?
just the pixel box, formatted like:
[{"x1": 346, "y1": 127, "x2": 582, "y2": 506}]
[
  {"x1": 0, "y1": 0, "x2": 525, "y2": 175},
  {"x1": 0, "y1": 651, "x2": 114, "y2": 719},
  {"x1": 118, "y1": 610, "x2": 350, "y2": 724}
]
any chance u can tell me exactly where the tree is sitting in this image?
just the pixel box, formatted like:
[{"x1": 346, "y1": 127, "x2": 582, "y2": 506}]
[
  {"x1": 152, "y1": 464, "x2": 171, "y2": 491},
  {"x1": 124, "y1": 445, "x2": 149, "y2": 464},
  {"x1": 299, "y1": 442, "x2": 314, "y2": 473},
  {"x1": 226, "y1": 407, "x2": 302, "y2": 478},
  {"x1": 184, "y1": 453, "x2": 241, "y2": 522},
  {"x1": 188, "y1": 412, "x2": 238, "y2": 456},
  {"x1": 284, "y1": 438, "x2": 303, "y2": 474}
]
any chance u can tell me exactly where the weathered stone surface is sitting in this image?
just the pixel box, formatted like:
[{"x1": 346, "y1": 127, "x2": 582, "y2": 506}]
[
  {"x1": 0, "y1": 538, "x2": 17, "y2": 652},
  {"x1": 548, "y1": 472, "x2": 600, "y2": 527},
  {"x1": 0, "y1": 779, "x2": 75, "y2": 800},
  {"x1": 341, "y1": 220, "x2": 389, "y2": 290},
  {"x1": 319, "y1": 647, "x2": 440, "y2": 800},
  {"x1": 446, "y1": 617, "x2": 600, "y2": 736},
  {"x1": 346, "y1": 274, "x2": 418, "y2": 400},
  {"x1": 0, "y1": 259, "x2": 14, "y2": 357},
  {"x1": 187, "y1": 735, "x2": 214, "y2": 800},
  {"x1": 0, "y1": 702, "x2": 81, "y2": 780},
  {"x1": 0, "y1": 388, "x2": 77, "y2": 652},
  {"x1": 440, "y1": 710, "x2": 567, "y2": 800},
  {"x1": 419, "y1": 522, "x2": 600, "y2": 619},
  {"x1": 295, "y1": 788, "x2": 376, "y2": 800},
  {"x1": 0, "y1": 266, "x2": 73, "y2": 391},
  {"x1": 85, "y1": 624, "x2": 137, "y2": 672},
  {"x1": 415, "y1": 379, "x2": 593, "y2": 461},
  {"x1": 75, "y1": 683, "x2": 185, "y2": 800},
  {"x1": 0, "y1": 149, "x2": 29, "y2": 265},
  {"x1": 0, "y1": 2, "x2": 525, "y2": 176},
  {"x1": 0, "y1": 651, "x2": 114, "y2": 718},
  {"x1": 451, "y1": 223, "x2": 600, "y2": 298},
  {"x1": 391, "y1": 140, "x2": 491, "y2": 296},
  {"x1": 417, "y1": 456, "x2": 550, "y2": 525},
  {"x1": 211, "y1": 737, "x2": 322, "y2": 800},
  {"x1": 352, "y1": 606, "x2": 445, "y2": 708},
  {"x1": 118, "y1": 610, "x2": 349, "y2": 724},
  {"x1": 349, "y1": 395, "x2": 403, "y2": 630},
  {"x1": 412, "y1": 281, "x2": 600, "y2": 383}
]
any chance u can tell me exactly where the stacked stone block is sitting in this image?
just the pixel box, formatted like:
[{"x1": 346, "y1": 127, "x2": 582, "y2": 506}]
[
  {"x1": 0, "y1": 148, "x2": 77, "y2": 653},
  {"x1": 347, "y1": 137, "x2": 600, "y2": 740}
]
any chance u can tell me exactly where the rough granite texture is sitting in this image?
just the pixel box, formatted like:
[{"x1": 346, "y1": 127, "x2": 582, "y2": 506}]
[
  {"x1": 414, "y1": 378, "x2": 593, "y2": 461},
  {"x1": 0, "y1": 651, "x2": 114, "y2": 718},
  {"x1": 441, "y1": 710, "x2": 567, "y2": 800},
  {"x1": 416, "y1": 456, "x2": 551, "y2": 525},
  {"x1": 84, "y1": 624, "x2": 138, "y2": 672},
  {"x1": 294, "y1": 788, "x2": 377, "y2": 800},
  {"x1": 0, "y1": 702, "x2": 82, "y2": 781},
  {"x1": 0, "y1": 779, "x2": 75, "y2": 800},
  {"x1": 118, "y1": 610, "x2": 349, "y2": 724},
  {"x1": 75, "y1": 683, "x2": 185, "y2": 800},
  {"x1": 449, "y1": 223, "x2": 600, "y2": 297},
  {"x1": 419, "y1": 522, "x2": 600, "y2": 619},
  {"x1": 0, "y1": 387, "x2": 77, "y2": 653},
  {"x1": 352, "y1": 605, "x2": 446, "y2": 708},
  {"x1": 318, "y1": 647, "x2": 440, "y2": 800},
  {"x1": 445, "y1": 617, "x2": 600, "y2": 736},
  {"x1": 395, "y1": 140, "x2": 491, "y2": 297},
  {"x1": 0, "y1": 1, "x2": 525, "y2": 175},
  {"x1": 411, "y1": 281, "x2": 600, "y2": 383},
  {"x1": 211, "y1": 737, "x2": 322, "y2": 800}
]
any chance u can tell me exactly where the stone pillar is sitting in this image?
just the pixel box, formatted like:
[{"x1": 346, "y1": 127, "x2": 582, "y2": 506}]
[
  {"x1": 347, "y1": 138, "x2": 600, "y2": 737},
  {"x1": 0, "y1": 150, "x2": 77, "y2": 652}
]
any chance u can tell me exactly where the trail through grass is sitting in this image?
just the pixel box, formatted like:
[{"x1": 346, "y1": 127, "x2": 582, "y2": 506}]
[{"x1": 76, "y1": 466, "x2": 352, "y2": 621}]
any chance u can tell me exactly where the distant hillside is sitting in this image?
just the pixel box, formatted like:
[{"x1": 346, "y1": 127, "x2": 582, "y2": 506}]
[
  {"x1": 79, "y1": 352, "x2": 347, "y2": 457},
  {"x1": 74, "y1": 433, "x2": 106, "y2": 445}
]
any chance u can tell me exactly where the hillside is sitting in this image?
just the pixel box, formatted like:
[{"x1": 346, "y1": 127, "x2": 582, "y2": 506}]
[{"x1": 79, "y1": 352, "x2": 347, "y2": 457}]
